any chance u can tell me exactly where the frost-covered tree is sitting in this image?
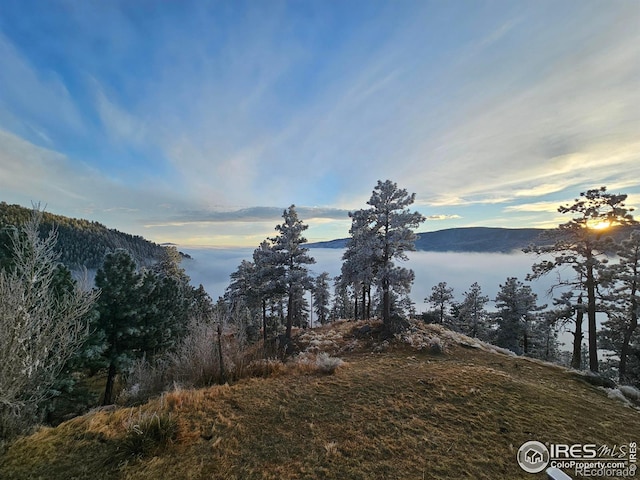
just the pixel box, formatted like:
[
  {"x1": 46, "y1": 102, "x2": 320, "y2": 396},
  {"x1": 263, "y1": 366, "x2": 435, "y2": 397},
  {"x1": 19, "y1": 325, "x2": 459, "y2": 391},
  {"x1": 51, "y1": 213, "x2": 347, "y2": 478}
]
[
  {"x1": 341, "y1": 209, "x2": 376, "y2": 320},
  {"x1": 270, "y1": 205, "x2": 315, "y2": 340},
  {"x1": 547, "y1": 291, "x2": 585, "y2": 369},
  {"x1": 494, "y1": 277, "x2": 544, "y2": 355},
  {"x1": 456, "y1": 282, "x2": 490, "y2": 338},
  {"x1": 226, "y1": 260, "x2": 260, "y2": 317},
  {"x1": 600, "y1": 231, "x2": 640, "y2": 383},
  {"x1": 313, "y1": 272, "x2": 332, "y2": 325},
  {"x1": 529, "y1": 310, "x2": 560, "y2": 362},
  {"x1": 525, "y1": 187, "x2": 636, "y2": 371},
  {"x1": 0, "y1": 210, "x2": 96, "y2": 438},
  {"x1": 362, "y1": 180, "x2": 425, "y2": 330},
  {"x1": 252, "y1": 240, "x2": 285, "y2": 342},
  {"x1": 425, "y1": 281, "x2": 454, "y2": 325},
  {"x1": 331, "y1": 276, "x2": 354, "y2": 321},
  {"x1": 290, "y1": 287, "x2": 310, "y2": 329}
]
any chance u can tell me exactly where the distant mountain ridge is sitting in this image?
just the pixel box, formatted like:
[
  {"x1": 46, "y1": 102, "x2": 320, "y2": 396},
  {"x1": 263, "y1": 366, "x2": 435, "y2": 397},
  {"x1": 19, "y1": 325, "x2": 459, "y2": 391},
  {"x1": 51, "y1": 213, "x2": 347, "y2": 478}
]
[
  {"x1": 308, "y1": 227, "x2": 550, "y2": 253},
  {"x1": 308, "y1": 225, "x2": 640, "y2": 253}
]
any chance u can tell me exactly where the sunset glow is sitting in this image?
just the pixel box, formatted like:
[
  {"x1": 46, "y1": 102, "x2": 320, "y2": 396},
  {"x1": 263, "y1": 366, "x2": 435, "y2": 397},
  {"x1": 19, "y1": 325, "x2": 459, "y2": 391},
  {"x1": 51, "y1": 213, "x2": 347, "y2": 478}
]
[{"x1": 589, "y1": 221, "x2": 612, "y2": 231}]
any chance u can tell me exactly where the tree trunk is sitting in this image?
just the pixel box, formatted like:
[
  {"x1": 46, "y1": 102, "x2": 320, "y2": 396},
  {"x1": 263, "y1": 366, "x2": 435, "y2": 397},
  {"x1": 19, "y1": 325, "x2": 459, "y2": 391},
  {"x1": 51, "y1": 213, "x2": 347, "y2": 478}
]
[
  {"x1": 619, "y1": 296, "x2": 637, "y2": 383},
  {"x1": 354, "y1": 292, "x2": 358, "y2": 322},
  {"x1": 383, "y1": 278, "x2": 391, "y2": 326},
  {"x1": 217, "y1": 323, "x2": 226, "y2": 383},
  {"x1": 586, "y1": 262, "x2": 598, "y2": 372},
  {"x1": 262, "y1": 299, "x2": 267, "y2": 345},
  {"x1": 382, "y1": 213, "x2": 391, "y2": 327},
  {"x1": 366, "y1": 286, "x2": 371, "y2": 320},
  {"x1": 102, "y1": 362, "x2": 117, "y2": 406},
  {"x1": 285, "y1": 290, "x2": 293, "y2": 340},
  {"x1": 361, "y1": 285, "x2": 366, "y2": 321},
  {"x1": 571, "y1": 296, "x2": 583, "y2": 370}
]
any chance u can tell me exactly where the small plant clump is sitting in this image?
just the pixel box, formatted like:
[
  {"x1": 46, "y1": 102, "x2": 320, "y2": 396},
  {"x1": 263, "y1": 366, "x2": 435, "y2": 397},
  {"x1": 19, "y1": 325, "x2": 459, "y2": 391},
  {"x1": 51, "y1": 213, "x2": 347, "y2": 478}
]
[
  {"x1": 245, "y1": 358, "x2": 287, "y2": 378},
  {"x1": 314, "y1": 352, "x2": 344, "y2": 374},
  {"x1": 117, "y1": 409, "x2": 177, "y2": 460}
]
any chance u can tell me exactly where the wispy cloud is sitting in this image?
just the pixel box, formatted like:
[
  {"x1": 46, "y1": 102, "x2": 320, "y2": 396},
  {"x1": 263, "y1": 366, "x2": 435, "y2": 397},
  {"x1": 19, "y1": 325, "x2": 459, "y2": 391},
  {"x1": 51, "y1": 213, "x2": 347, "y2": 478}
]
[
  {"x1": 0, "y1": 33, "x2": 85, "y2": 146},
  {"x1": 426, "y1": 214, "x2": 463, "y2": 221},
  {"x1": 93, "y1": 80, "x2": 148, "y2": 147},
  {"x1": 0, "y1": 1, "x2": 638, "y2": 246},
  {"x1": 504, "y1": 201, "x2": 565, "y2": 214},
  {"x1": 401, "y1": 3, "x2": 640, "y2": 207},
  {"x1": 149, "y1": 206, "x2": 351, "y2": 225}
]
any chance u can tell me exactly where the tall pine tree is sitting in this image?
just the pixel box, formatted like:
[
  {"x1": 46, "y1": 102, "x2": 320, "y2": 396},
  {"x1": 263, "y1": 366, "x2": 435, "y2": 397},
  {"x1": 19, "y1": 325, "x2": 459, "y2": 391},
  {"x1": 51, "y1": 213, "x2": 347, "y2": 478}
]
[
  {"x1": 525, "y1": 187, "x2": 636, "y2": 371},
  {"x1": 270, "y1": 206, "x2": 315, "y2": 340},
  {"x1": 364, "y1": 180, "x2": 424, "y2": 330}
]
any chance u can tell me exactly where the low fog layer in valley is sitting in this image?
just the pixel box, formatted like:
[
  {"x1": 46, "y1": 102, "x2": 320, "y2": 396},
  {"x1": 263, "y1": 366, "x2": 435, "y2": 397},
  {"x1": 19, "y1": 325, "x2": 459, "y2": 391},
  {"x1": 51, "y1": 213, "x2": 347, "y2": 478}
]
[{"x1": 183, "y1": 248, "x2": 560, "y2": 311}]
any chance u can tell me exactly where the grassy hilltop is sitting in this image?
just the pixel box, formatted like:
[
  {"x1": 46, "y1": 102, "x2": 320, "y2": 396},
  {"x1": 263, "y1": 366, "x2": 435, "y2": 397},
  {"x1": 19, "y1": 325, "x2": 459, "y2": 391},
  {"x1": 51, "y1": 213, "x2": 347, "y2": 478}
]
[{"x1": 1, "y1": 320, "x2": 638, "y2": 480}]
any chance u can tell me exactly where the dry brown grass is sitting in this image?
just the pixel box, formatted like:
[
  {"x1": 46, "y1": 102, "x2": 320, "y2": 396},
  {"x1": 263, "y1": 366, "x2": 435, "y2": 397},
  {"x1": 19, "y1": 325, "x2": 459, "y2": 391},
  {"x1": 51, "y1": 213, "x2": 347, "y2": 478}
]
[{"x1": 1, "y1": 321, "x2": 639, "y2": 479}]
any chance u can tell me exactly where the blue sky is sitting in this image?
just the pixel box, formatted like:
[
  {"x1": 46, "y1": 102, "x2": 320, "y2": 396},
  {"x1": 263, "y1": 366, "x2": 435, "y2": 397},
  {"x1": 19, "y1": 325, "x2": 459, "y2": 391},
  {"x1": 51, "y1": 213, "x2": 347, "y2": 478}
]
[{"x1": 1, "y1": 0, "x2": 638, "y2": 247}]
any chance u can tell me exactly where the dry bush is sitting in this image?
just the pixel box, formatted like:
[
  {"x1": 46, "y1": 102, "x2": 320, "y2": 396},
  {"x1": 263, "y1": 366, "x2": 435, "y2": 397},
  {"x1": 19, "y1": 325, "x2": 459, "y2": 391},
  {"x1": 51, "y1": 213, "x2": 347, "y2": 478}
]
[
  {"x1": 168, "y1": 316, "x2": 225, "y2": 388},
  {"x1": 244, "y1": 358, "x2": 287, "y2": 378},
  {"x1": 292, "y1": 352, "x2": 344, "y2": 375},
  {"x1": 0, "y1": 210, "x2": 97, "y2": 440},
  {"x1": 117, "y1": 409, "x2": 177, "y2": 460},
  {"x1": 315, "y1": 352, "x2": 344, "y2": 374},
  {"x1": 324, "y1": 441, "x2": 339, "y2": 456},
  {"x1": 118, "y1": 314, "x2": 274, "y2": 404},
  {"x1": 118, "y1": 357, "x2": 170, "y2": 405}
]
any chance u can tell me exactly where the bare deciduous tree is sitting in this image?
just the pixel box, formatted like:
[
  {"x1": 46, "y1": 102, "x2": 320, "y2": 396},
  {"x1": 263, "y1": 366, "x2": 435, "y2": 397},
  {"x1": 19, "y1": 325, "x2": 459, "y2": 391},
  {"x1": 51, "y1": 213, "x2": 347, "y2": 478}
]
[{"x1": 0, "y1": 210, "x2": 97, "y2": 439}]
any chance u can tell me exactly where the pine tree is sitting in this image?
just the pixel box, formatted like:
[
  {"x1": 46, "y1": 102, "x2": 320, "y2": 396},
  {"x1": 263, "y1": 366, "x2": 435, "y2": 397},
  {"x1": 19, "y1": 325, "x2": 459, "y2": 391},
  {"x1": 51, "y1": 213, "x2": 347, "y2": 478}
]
[
  {"x1": 226, "y1": 259, "x2": 259, "y2": 316},
  {"x1": 270, "y1": 205, "x2": 315, "y2": 340},
  {"x1": 252, "y1": 240, "x2": 285, "y2": 343},
  {"x1": 494, "y1": 277, "x2": 544, "y2": 355},
  {"x1": 94, "y1": 249, "x2": 142, "y2": 405},
  {"x1": 529, "y1": 311, "x2": 560, "y2": 362},
  {"x1": 425, "y1": 282, "x2": 454, "y2": 325},
  {"x1": 362, "y1": 180, "x2": 425, "y2": 330},
  {"x1": 525, "y1": 187, "x2": 637, "y2": 371},
  {"x1": 313, "y1": 272, "x2": 332, "y2": 325},
  {"x1": 331, "y1": 276, "x2": 354, "y2": 321},
  {"x1": 457, "y1": 282, "x2": 490, "y2": 339},
  {"x1": 600, "y1": 231, "x2": 640, "y2": 383},
  {"x1": 341, "y1": 209, "x2": 376, "y2": 320}
]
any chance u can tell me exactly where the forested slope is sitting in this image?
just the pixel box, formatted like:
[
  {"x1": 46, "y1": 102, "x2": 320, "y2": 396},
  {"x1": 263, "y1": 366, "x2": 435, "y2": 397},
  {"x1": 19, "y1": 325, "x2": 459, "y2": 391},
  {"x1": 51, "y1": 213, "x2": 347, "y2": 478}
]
[{"x1": 0, "y1": 202, "x2": 166, "y2": 268}]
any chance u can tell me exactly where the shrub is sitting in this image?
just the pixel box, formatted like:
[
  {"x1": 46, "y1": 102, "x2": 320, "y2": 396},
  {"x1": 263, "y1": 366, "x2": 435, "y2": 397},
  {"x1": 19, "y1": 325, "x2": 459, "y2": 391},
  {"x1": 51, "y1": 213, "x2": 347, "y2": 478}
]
[
  {"x1": 168, "y1": 316, "x2": 223, "y2": 388},
  {"x1": 428, "y1": 336, "x2": 445, "y2": 355},
  {"x1": 315, "y1": 352, "x2": 344, "y2": 375},
  {"x1": 118, "y1": 409, "x2": 177, "y2": 460},
  {"x1": 118, "y1": 356, "x2": 169, "y2": 405},
  {"x1": 245, "y1": 358, "x2": 286, "y2": 378},
  {"x1": 118, "y1": 313, "x2": 262, "y2": 404},
  {"x1": 0, "y1": 210, "x2": 97, "y2": 440}
]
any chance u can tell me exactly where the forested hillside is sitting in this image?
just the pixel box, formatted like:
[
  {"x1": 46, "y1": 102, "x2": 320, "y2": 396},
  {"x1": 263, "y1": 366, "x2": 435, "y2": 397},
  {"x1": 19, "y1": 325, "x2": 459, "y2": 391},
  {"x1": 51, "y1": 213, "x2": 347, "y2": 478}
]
[{"x1": 0, "y1": 202, "x2": 166, "y2": 268}]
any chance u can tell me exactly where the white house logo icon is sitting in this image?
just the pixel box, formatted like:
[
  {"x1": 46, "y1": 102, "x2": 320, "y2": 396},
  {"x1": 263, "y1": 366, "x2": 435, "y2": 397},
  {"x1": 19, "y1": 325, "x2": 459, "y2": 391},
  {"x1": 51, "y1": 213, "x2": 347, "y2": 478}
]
[{"x1": 517, "y1": 441, "x2": 550, "y2": 473}]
